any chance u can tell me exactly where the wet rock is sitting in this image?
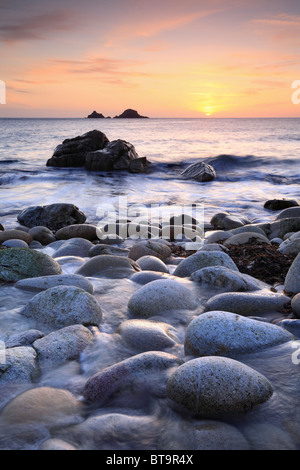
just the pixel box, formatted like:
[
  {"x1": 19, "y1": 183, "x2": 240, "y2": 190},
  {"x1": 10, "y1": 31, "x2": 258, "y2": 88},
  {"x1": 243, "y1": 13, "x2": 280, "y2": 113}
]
[
  {"x1": 2, "y1": 239, "x2": 29, "y2": 248},
  {"x1": 136, "y1": 255, "x2": 169, "y2": 273},
  {"x1": 210, "y1": 212, "x2": 251, "y2": 230},
  {"x1": 198, "y1": 243, "x2": 228, "y2": 252},
  {"x1": 275, "y1": 206, "x2": 300, "y2": 220},
  {"x1": 276, "y1": 318, "x2": 300, "y2": 337},
  {"x1": 269, "y1": 217, "x2": 300, "y2": 240},
  {"x1": 17, "y1": 203, "x2": 86, "y2": 231},
  {"x1": 27, "y1": 226, "x2": 56, "y2": 245},
  {"x1": 128, "y1": 278, "x2": 197, "y2": 318},
  {"x1": 75, "y1": 255, "x2": 141, "y2": 278},
  {"x1": 88, "y1": 244, "x2": 129, "y2": 257},
  {"x1": 0, "y1": 248, "x2": 62, "y2": 282},
  {"x1": 224, "y1": 232, "x2": 270, "y2": 246},
  {"x1": 20, "y1": 286, "x2": 103, "y2": 329},
  {"x1": 230, "y1": 225, "x2": 267, "y2": 236},
  {"x1": 0, "y1": 346, "x2": 37, "y2": 385},
  {"x1": 204, "y1": 230, "x2": 234, "y2": 244},
  {"x1": 180, "y1": 161, "x2": 216, "y2": 182},
  {"x1": 173, "y1": 251, "x2": 238, "y2": 278},
  {"x1": 205, "y1": 292, "x2": 290, "y2": 316},
  {"x1": 87, "y1": 110, "x2": 105, "y2": 119},
  {"x1": 117, "y1": 319, "x2": 177, "y2": 352},
  {"x1": 55, "y1": 224, "x2": 99, "y2": 241},
  {"x1": 85, "y1": 139, "x2": 144, "y2": 172},
  {"x1": 15, "y1": 273, "x2": 94, "y2": 294},
  {"x1": 278, "y1": 237, "x2": 300, "y2": 256},
  {"x1": 166, "y1": 356, "x2": 273, "y2": 417},
  {"x1": 264, "y1": 198, "x2": 300, "y2": 211},
  {"x1": 291, "y1": 293, "x2": 300, "y2": 317},
  {"x1": 128, "y1": 240, "x2": 172, "y2": 261},
  {"x1": 6, "y1": 329, "x2": 44, "y2": 348},
  {"x1": 0, "y1": 386, "x2": 81, "y2": 426},
  {"x1": 83, "y1": 351, "x2": 182, "y2": 404},
  {"x1": 284, "y1": 253, "x2": 300, "y2": 294},
  {"x1": 191, "y1": 266, "x2": 268, "y2": 292},
  {"x1": 46, "y1": 130, "x2": 109, "y2": 167},
  {"x1": 33, "y1": 325, "x2": 94, "y2": 365},
  {"x1": 53, "y1": 238, "x2": 94, "y2": 257},
  {"x1": 0, "y1": 229, "x2": 33, "y2": 245},
  {"x1": 184, "y1": 311, "x2": 295, "y2": 358},
  {"x1": 130, "y1": 270, "x2": 174, "y2": 285}
]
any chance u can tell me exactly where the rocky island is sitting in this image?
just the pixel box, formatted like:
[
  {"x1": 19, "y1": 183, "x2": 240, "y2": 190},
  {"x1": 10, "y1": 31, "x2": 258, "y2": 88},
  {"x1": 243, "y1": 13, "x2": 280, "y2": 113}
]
[{"x1": 114, "y1": 109, "x2": 149, "y2": 119}]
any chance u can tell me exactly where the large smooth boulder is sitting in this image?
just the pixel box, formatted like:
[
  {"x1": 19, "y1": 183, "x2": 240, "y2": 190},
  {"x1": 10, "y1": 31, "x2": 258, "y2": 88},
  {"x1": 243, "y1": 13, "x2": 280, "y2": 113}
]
[
  {"x1": 0, "y1": 346, "x2": 37, "y2": 385},
  {"x1": 180, "y1": 161, "x2": 216, "y2": 182},
  {"x1": 15, "y1": 273, "x2": 94, "y2": 294},
  {"x1": 0, "y1": 386, "x2": 81, "y2": 426},
  {"x1": 264, "y1": 199, "x2": 300, "y2": 211},
  {"x1": 33, "y1": 325, "x2": 94, "y2": 365},
  {"x1": 0, "y1": 248, "x2": 62, "y2": 282},
  {"x1": 184, "y1": 311, "x2": 295, "y2": 358},
  {"x1": 46, "y1": 130, "x2": 109, "y2": 167},
  {"x1": 224, "y1": 232, "x2": 270, "y2": 246},
  {"x1": 275, "y1": 207, "x2": 300, "y2": 220},
  {"x1": 127, "y1": 279, "x2": 197, "y2": 318},
  {"x1": 28, "y1": 226, "x2": 56, "y2": 245},
  {"x1": 20, "y1": 286, "x2": 103, "y2": 329},
  {"x1": 205, "y1": 292, "x2": 289, "y2": 315},
  {"x1": 284, "y1": 253, "x2": 300, "y2": 294},
  {"x1": 269, "y1": 218, "x2": 300, "y2": 240},
  {"x1": 117, "y1": 319, "x2": 177, "y2": 352},
  {"x1": 278, "y1": 237, "x2": 300, "y2": 256},
  {"x1": 210, "y1": 212, "x2": 251, "y2": 230},
  {"x1": 0, "y1": 229, "x2": 33, "y2": 244},
  {"x1": 173, "y1": 251, "x2": 238, "y2": 278},
  {"x1": 166, "y1": 356, "x2": 273, "y2": 416},
  {"x1": 128, "y1": 240, "x2": 172, "y2": 261},
  {"x1": 191, "y1": 266, "x2": 268, "y2": 292},
  {"x1": 75, "y1": 255, "x2": 141, "y2": 278},
  {"x1": 83, "y1": 351, "x2": 182, "y2": 404},
  {"x1": 53, "y1": 238, "x2": 94, "y2": 257},
  {"x1": 17, "y1": 204, "x2": 86, "y2": 231},
  {"x1": 55, "y1": 224, "x2": 98, "y2": 241}
]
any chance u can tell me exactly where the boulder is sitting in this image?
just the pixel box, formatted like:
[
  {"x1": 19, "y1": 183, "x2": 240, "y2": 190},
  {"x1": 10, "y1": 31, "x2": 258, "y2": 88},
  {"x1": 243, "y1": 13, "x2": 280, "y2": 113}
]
[
  {"x1": 53, "y1": 238, "x2": 94, "y2": 257},
  {"x1": 0, "y1": 229, "x2": 33, "y2": 245},
  {"x1": 224, "y1": 232, "x2": 270, "y2": 246},
  {"x1": 191, "y1": 266, "x2": 268, "y2": 292},
  {"x1": 0, "y1": 346, "x2": 37, "y2": 385},
  {"x1": 0, "y1": 248, "x2": 62, "y2": 282},
  {"x1": 28, "y1": 226, "x2": 56, "y2": 245},
  {"x1": 269, "y1": 218, "x2": 300, "y2": 240},
  {"x1": 6, "y1": 330, "x2": 44, "y2": 348},
  {"x1": 180, "y1": 161, "x2": 216, "y2": 182},
  {"x1": 20, "y1": 286, "x2": 103, "y2": 329},
  {"x1": 173, "y1": 251, "x2": 238, "y2": 278},
  {"x1": 136, "y1": 255, "x2": 169, "y2": 273},
  {"x1": 166, "y1": 356, "x2": 273, "y2": 417},
  {"x1": 46, "y1": 130, "x2": 109, "y2": 167},
  {"x1": 117, "y1": 319, "x2": 177, "y2": 352},
  {"x1": 284, "y1": 253, "x2": 300, "y2": 294},
  {"x1": 33, "y1": 325, "x2": 94, "y2": 365},
  {"x1": 2, "y1": 239, "x2": 29, "y2": 248},
  {"x1": 75, "y1": 254, "x2": 141, "y2": 278},
  {"x1": 210, "y1": 212, "x2": 251, "y2": 230},
  {"x1": 0, "y1": 386, "x2": 81, "y2": 426},
  {"x1": 128, "y1": 240, "x2": 172, "y2": 261},
  {"x1": 275, "y1": 206, "x2": 300, "y2": 220},
  {"x1": 17, "y1": 203, "x2": 86, "y2": 231},
  {"x1": 55, "y1": 224, "x2": 98, "y2": 241},
  {"x1": 291, "y1": 293, "x2": 300, "y2": 317},
  {"x1": 88, "y1": 244, "x2": 129, "y2": 257},
  {"x1": 278, "y1": 237, "x2": 300, "y2": 256},
  {"x1": 184, "y1": 311, "x2": 295, "y2": 358},
  {"x1": 264, "y1": 199, "x2": 300, "y2": 211},
  {"x1": 85, "y1": 139, "x2": 142, "y2": 172},
  {"x1": 15, "y1": 273, "x2": 94, "y2": 294},
  {"x1": 127, "y1": 279, "x2": 197, "y2": 318},
  {"x1": 205, "y1": 292, "x2": 289, "y2": 316},
  {"x1": 83, "y1": 351, "x2": 182, "y2": 404}
]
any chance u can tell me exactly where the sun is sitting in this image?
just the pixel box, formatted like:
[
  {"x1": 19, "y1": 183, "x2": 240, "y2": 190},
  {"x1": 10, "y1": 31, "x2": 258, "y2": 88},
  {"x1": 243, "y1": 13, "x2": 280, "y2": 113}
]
[{"x1": 205, "y1": 112, "x2": 211, "y2": 116}]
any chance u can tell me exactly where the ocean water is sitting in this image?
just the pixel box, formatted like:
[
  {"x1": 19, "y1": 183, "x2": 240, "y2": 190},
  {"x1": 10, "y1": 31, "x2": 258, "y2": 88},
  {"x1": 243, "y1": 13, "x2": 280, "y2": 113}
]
[
  {"x1": 0, "y1": 117, "x2": 300, "y2": 450},
  {"x1": 0, "y1": 117, "x2": 300, "y2": 228}
]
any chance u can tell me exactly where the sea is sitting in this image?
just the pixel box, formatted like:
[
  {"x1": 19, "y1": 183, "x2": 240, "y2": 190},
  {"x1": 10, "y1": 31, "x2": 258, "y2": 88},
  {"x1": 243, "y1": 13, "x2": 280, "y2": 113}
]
[
  {"x1": 0, "y1": 117, "x2": 300, "y2": 451},
  {"x1": 0, "y1": 117, "x2": 300, "y2": 229}
]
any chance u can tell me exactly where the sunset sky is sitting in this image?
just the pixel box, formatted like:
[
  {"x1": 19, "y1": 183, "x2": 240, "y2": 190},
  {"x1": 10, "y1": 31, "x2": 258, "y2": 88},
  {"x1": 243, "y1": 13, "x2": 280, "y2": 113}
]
[{"x1": 1, "y1": 0, "x2": 300, "y2": 118}]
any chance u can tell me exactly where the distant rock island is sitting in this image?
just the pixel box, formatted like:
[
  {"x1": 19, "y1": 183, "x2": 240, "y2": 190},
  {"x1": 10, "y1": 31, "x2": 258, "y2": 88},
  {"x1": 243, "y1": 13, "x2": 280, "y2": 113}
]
[{"x1": 87, "y1": 109, "x2": 149, "y2": 119}]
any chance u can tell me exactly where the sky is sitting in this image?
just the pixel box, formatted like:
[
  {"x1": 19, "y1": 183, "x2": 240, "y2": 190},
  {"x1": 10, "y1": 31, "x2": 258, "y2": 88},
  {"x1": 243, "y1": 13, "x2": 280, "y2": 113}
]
[{"x1": 0, "y1": 0, "x2": 300, "y2": 118}]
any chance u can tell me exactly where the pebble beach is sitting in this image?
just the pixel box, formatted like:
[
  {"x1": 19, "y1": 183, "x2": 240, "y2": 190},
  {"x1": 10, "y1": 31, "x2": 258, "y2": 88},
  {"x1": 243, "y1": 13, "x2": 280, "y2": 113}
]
[{"x1": 0, "y1": 118, "x2": 300, "y2": 451}]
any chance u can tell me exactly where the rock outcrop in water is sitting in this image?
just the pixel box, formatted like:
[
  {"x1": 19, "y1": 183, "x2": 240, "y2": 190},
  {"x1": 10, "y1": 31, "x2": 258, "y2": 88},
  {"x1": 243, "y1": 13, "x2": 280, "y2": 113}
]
[
  {"x1": 180, "y1": 161, "x2": 216, "y2": 182},
  {"x1": 87, "y1": 111, "x2": 105, "y2": 119},
  {"x1": 46, "y1": 129, "x2": 150, "y2": 173},
  {"x1": 114, "y1": 108, "x2": 149, "y2": 119}
]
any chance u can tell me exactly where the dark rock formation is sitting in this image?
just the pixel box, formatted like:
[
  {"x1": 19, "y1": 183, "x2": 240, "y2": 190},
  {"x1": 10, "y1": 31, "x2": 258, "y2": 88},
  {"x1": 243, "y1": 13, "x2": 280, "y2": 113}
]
[
  {"x1": 46, "y1": 130, "x2": 109, "y2": 167},
  {"x1": 114, "y1": 109, "x2": 149, "y2": 119},
  {"x1": 264, "y1": 199, "x2": 300, "y2": 211},
  {"x1": 87, "y1": 111, "x2": 105, "y2": 119},
  {"x1": 17, "y1": 203, "x2": 86, "y2": 231},
  {"x1": 85, "y1": 139, "x2": 140, "y2": 171}
]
